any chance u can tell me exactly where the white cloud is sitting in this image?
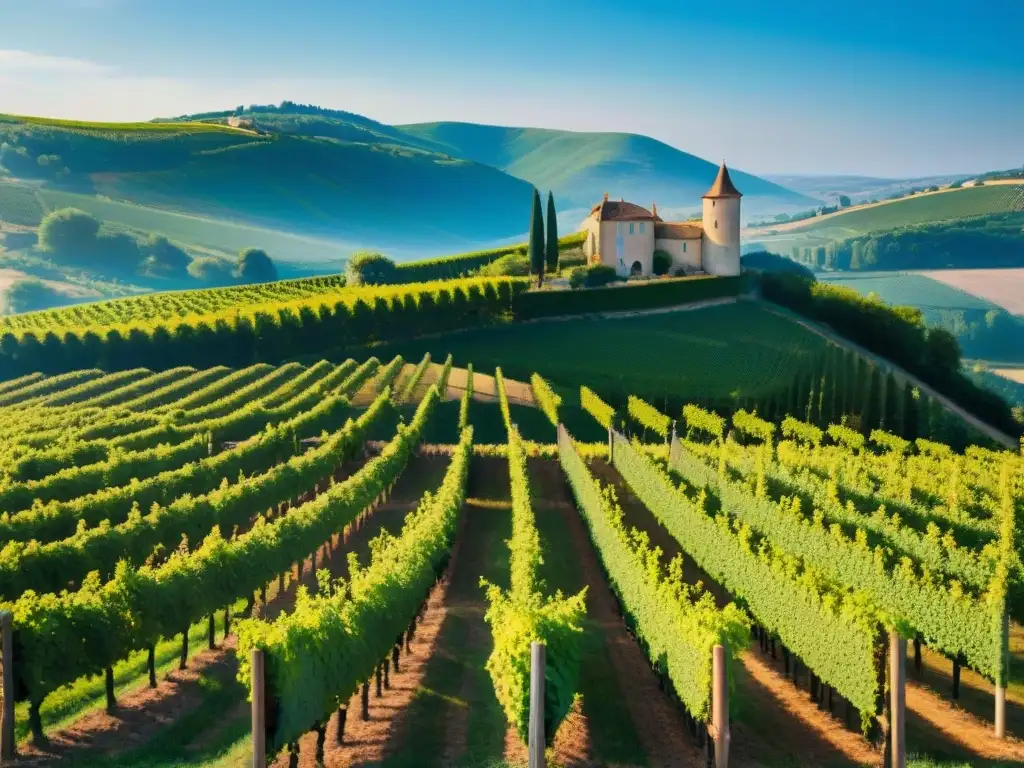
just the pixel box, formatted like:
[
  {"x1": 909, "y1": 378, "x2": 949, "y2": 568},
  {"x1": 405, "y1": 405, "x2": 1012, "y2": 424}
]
[{"x1": 0, "y1": 49, "x2": 112, "y2": 75}]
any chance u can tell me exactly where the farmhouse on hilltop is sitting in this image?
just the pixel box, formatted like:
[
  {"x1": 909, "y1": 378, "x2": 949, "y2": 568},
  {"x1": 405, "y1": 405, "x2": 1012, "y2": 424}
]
[{"x1": 580, "y1": 162, "x2": 742, "y2": 278}]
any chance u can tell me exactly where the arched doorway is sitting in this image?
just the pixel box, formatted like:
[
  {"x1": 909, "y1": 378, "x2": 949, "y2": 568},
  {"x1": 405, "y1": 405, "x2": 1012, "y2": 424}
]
[{"x1": 630, "y1": 260, "x2": 643, "y2": 277}]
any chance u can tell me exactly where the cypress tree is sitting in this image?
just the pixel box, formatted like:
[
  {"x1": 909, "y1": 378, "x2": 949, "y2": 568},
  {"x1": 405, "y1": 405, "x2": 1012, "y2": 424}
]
[
  {"x1": 529, "y1": 188, "x2": 545, "y2": 287},
  {"x1": 883, "y1": 371, "x2": 902, "y2": 436},
  {"x1": 545, "y1": 191, "x2": 559, "y2": 274},
  {"x1": 902, "y1": 381, "x2": 919, "y2": 441},
  {"x1": 786, "y1": 374, "x2": 801, "y2": 419},
  {"x1": 842, "y1": 349, "x2": 858, "y2": 419},
  {"x1": 808, "y1": 355, "x2": 825, "y2": 425},
  {"x1": 825, "y1": 346, "x2": 840, "y2": 427},
  {"x1": 862, "y1": 365, "x2": 883, "y2": 434}
]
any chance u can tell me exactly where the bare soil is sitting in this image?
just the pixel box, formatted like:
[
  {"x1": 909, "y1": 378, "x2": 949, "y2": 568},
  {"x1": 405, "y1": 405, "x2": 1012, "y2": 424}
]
[{"x1": 12, "y1": 453, "x2": 443, "y2": 766}]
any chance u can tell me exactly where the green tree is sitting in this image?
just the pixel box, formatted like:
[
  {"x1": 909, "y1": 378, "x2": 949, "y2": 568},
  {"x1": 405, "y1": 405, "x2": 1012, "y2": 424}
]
[
  {"x1": 883, "y1": 371, "x2": 902, "y2": 435},
  {"x1": 862, "y1": 365, "x2": 883, "y2": 433},
  {"x1": 2, "y1": 279, "x2": 70, "y2": 314},
  {"x1": 141, "y1": 235, "x2": 190, "y2": 279},
  {"x1": 545, "y1": 191, "x2": 559, "y2": 274},
  {"x1": 187, "y1": 256, "x2": 235, "y2": 286},
  {"x1": 923, "y1": 328, "x2": 961, "y2": 377},
  {"x1": 38, "y1": 208, "x2": 100, "y2": 255},
  {"x1": 838, "y1": 195, "x2": 852, "y2": 208},
  {"x1": 902, "y1": 381, "x2": 919, "y2": 441},
  {"x1": 652, "y1": 250, "x2": 672, "y2": 276},
  {"x1": 236, "y1": 248, "x2": 278, "y2": 284},
  {"x1": 529, "y1": 188, "x2": 545, "y2": 287},
  {"x1": 346, "y1": 251, "x2": 396, "y2": 286}
]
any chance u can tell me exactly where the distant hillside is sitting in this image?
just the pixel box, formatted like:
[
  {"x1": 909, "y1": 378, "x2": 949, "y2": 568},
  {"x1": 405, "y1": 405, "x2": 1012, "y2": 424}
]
[
  {"x1": 764, "y1": 182, "x2": 1024, "y2": 237},
  {"x1": 745, "y1": 182, "x2": 1024, "y2": 267},
  {"x1": 0, "y1": 110, "x2": 535, "y2": 262},
  {"x1": 396, "y1": 122, "x2": 816, "y2": 219},
  {"x1": 762, "y1": 173, "x2": 963, "y2": 205}
]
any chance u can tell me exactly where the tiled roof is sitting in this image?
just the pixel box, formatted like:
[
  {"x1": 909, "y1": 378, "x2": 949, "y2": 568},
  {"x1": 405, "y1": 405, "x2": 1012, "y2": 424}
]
[
  {"x1": 703, "y1": 163, "x2": 742, "y2": 198},
  {"x1": 655, "y1": 222, "x2": 703, "y2": 240},
  {"x1": 589, "y1": 199, "x2": 658, "y2": 221}
]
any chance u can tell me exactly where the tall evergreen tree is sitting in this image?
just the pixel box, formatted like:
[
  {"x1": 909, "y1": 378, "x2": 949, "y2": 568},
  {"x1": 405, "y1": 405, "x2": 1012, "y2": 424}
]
[
  {"x1": 825, "y1": 346, "x2": 841, "y2": 426},
  {"x1": 786, "y1": 374, "x2": 801, "y2": 419},
  {"x1": 902, "y1": 381, "x2": 919, "y2": 441},
  {"x1": 801, "y1": 364, "x2": 815, "y2": 423},
  {"x1": 862, "y1": 365, "x2": 883, "y2": 433},
  {"x1": 842, "y1": 349, "x2": 858, "y2": 419},
  {"x1": 883, "y1": 371, "x2": 902, "y2": 436},
  {"x1": 528, "y1": 188, "x2": 545, "y2": 287},
  {"x1": 545, "y1": 191, "x2": 559, "y2": 274}
]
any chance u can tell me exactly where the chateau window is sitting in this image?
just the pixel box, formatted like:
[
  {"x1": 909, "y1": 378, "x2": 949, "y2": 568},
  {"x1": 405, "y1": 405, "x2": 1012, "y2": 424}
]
[
  {"x1": 715, "y1": 220, "x2": 718, "y2": 229},
  {"x1": 629, "y1": 223, "x2": 635, "y2": 235},
  {"x1": 683, "y1": 242, "x2": 687, "y2": 253},
  {"x1": 639, "y1": 222, "x2": 645, "y2": 234}
]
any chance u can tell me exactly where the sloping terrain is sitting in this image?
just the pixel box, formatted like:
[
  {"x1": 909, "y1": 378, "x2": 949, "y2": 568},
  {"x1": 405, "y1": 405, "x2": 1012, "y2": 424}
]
[
  {"x1": 396, "y1": 121, "x2": 816, "y2": 217},
  {"x1": 0, "y1": 112, "x2": 535, "y2": 259}
]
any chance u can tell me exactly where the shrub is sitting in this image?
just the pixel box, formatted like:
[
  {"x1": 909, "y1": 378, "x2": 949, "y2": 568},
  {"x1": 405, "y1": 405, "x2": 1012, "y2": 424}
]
[
  {"x1": 559, "y1": 250, "x2": 586, "y2": 270},
  {"x1": 37, "y1": 208, "x2": 99, "y2": 254},
  {"x1": 514, "y1": 275, "x2": 742, "y2": 320},
  {"x1": 236, "y1": 248, "x2": 278, "y2": 284},
  {"x1": 569, "y1": 267, "x2": 586, "y2": 290},
  {"x1": 346, "y1": 251, "x2": 396, "y2": 286},
  {"x1": 585, "y1": 264, "x2": 618, "y2": 288},
  {"x1": 187, "y1": 255, "x2": 237, "y2": 285},
  {"x1": 1, "y1": 279, "x2": 74, "y2": 314},
  {"x1": 652, "y1": 250, "x2": 672, "y2": 276},
  {"x1": 481, "y1": 250, "x2": 531, "y2": 277},
  {"x1": 140, "y1": 235, "x2": 190, "y2": 279}
]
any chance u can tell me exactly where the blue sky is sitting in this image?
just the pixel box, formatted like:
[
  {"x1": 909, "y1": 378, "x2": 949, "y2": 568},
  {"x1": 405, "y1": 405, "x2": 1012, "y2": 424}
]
[{"x1": 0, "y1": 0, "x2": 1021, "y2": 177}]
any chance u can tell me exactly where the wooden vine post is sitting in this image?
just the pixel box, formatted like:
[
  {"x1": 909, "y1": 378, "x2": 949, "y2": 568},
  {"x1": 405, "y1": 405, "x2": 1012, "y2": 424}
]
[
  {"x1": 607, "y1": 425, "x2": 614, "y2": 464},
  {"x1": 251, "y1": 648, "x2": 267, "y2": 768},
  {"x1": 710, "y1": 644, "x2": 729, "y2": 768},
  {"x1": 1, "y1": 610, "x2": 14, "y2": 762},
  {"x1": 889, "y1": 631, "x2": 906, "y2": 768},
  {"x1": 528, "y1": 642, "x2": 546, "y2": 768}
]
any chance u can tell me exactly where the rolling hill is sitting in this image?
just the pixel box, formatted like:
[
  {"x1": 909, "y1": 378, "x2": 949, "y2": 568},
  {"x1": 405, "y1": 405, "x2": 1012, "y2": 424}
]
[
  {"x1": 744, "y1": 182, "x2": 1024, "y2": 268},
  {"x1": 0, "y1": 104, "x2": 814, "y2": 273},
  {"x1": 395, "y1": 121, "x2": 816, "y2": 220},
  {"x1": 0, "y1": 111, "x2": 536, "y2": 262}
]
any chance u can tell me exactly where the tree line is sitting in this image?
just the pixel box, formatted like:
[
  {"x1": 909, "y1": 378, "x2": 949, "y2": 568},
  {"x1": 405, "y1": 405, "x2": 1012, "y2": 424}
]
[{"x1": 760, "y1": 272, "x2": 1020, "y2": 440}]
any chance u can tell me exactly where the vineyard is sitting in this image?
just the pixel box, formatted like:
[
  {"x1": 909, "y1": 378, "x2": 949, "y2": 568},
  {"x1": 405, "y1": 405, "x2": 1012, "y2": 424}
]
[
  {"x1": 0, "y1": 350, "x2": 1016, "y2": 768},
  {"x1": 752, "y1": 184, "x2": 1024, "y2": 239},
  {"x1": 0, "y1": 184, "x2": 44, "y2": 228}
]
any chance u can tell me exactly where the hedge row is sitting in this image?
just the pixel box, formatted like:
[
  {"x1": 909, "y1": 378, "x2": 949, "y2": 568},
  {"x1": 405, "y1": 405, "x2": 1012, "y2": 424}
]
[
  {"x1": 512, "y1": 275, "x2": 742, "y2": 320},
  {"x1": 0, "y1": 279, "x2": 526, "y2": 379},
  {"x1": 393, "y1": 232, "x2": 586, "y2": 284}
]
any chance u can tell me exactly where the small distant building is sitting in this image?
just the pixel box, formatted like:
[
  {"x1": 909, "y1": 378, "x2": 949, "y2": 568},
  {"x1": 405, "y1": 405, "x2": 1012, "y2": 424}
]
[{"x1": 580, "y1": 162, "x2": 742, "y2": 278}]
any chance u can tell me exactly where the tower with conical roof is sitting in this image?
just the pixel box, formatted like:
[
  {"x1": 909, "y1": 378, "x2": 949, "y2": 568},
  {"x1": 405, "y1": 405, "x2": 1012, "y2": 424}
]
[{"x1": 701, "y1": 162, "x2": 742, "y2": 276}]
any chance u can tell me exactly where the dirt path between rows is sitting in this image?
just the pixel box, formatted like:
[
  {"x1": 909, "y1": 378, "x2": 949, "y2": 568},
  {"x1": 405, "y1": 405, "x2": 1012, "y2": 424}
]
[
  {"x1": 588, "y1": 457, "x2": 882, "y2": 767},
  {"x1": 528, "y1": 457, "x2": 703, "y2": 768},
  {"x1": 12, "y1": 452, "x2": 446, "y2": 766},
  {"x1": 276, "y1": 482, "x2": 462, "y2": 767}
]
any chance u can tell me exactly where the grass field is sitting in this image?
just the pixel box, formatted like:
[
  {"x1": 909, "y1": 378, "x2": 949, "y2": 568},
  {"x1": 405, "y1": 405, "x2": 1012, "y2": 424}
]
[
  {"x1": 363, "y1": 302, "x2": 826, "y2": 406},
  {"x1": 34, "y1": 187, "x2": 356, "y2": 264},
  {"x1": 743, "y1": 183, "x2": 1024, "y2": 259},
  {"x1": 816, "y1": 272, "x2": 1000, "y2": 312},
  {"x1": 0, "y1": 181, "x2": 45, "y2": 226},
  {"x1": 920, "y1": 268, "x2": 1024, "y2": 315},
  {"x1": 749, "y1": 183, "x2": 1024, "y2": 238},
  {"x1": 0, "y1": 114, "x2": 248, "y2": 133}
]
